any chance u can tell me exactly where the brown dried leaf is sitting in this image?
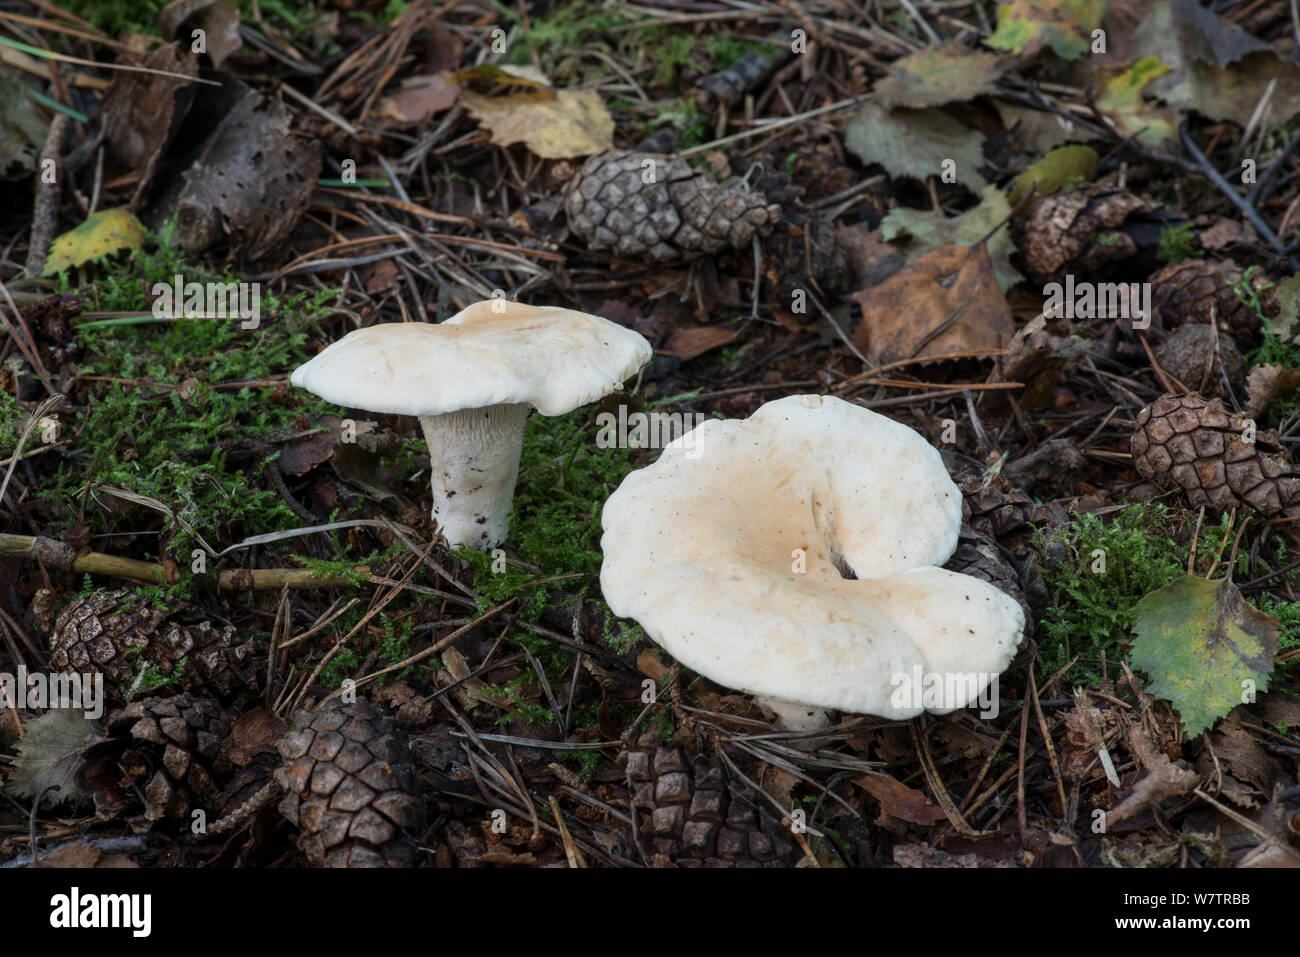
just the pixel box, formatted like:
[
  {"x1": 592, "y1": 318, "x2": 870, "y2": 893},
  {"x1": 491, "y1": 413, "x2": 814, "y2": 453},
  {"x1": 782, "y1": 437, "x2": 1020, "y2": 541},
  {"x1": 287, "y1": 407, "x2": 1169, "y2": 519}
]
[
  {"x1": 1245, "y1": 364, "x2": 1300, "y2": 419},
  {"x1": 852, "y1": 243, "x2": 1013, "y2": 366},
  {"x1": 225, "y1": 707, "x2": 287, "y2": 767},
  {"x1": 159, "y1": 0, "x2": 242, "y2": 68},
  {"x1": 856, "y1": 773, "x2": 948, "y2": 825},
  {"x1": 277, "y1": 431, "x2": 335, "y2": 476},
  {"x1": 40, "y1": 843, "x2": 139, "y2": 868},
  {"x1": 100, "y1": 44, "x2": 198, "y2": 204},
  {"x1": 373, "y1": 74, "x2": 461, "y2": 128},
  {"x1": 661, "y1": 324, "x2": 735, "y2": 360}
]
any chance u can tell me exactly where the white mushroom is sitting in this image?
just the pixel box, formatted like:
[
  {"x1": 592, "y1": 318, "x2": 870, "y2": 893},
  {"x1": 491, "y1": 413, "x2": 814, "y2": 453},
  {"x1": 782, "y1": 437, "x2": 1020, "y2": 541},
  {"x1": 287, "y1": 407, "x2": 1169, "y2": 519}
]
[
  {"x1": 599, "y1": 394, "x2": 1025, "y2": 725},
  {"x1": 291, "y1": 300, "x2": 652, "y2": 548}
]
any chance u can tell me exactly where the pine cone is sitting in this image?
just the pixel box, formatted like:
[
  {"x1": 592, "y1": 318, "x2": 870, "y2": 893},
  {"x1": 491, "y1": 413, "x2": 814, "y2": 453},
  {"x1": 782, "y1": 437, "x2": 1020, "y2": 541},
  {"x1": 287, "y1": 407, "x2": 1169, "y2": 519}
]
[
  {"x1": 1020, "y1": 186, "x2": 1156, "y2": 285},
  {"x1": 564, "y1": 150, "x2": 780, "y2": 262},
  {"x1": 274, "y1": 699, "x2": 425, "y2": 867},
  {"x1": 1131, "y1": 393, "x2": 1300, "y2": 517},
  {"x1": 1151, "y1": 259, "x2": 1271, "y2": 344},
  {"x1": 1153, "y1": 324, "x2": 1244, "y2": 397},
  {"x1": 75, "y1": 692, "x2": 236, "y2": 832},
  {"x1": 48, "y1": 589, "x2": 257, "y2": 702},
  {"x1": 959, "y1": 476, "x2": 1066, "y2": 541},
  {"x1": 621, "y1": 731, "x2": 798, "y2": 867}
]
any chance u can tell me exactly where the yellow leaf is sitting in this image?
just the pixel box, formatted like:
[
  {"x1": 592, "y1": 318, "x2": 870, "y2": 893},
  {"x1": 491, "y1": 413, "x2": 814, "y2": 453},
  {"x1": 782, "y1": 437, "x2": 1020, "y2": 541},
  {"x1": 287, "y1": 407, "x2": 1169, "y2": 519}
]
[
  {"x1": 1095, "y1": 56, "x2": 1176, "y2": 145},
  {"x1": 459, "y1": 88, "x2": 613, "y2": 159},
  {"x1": 42, "y1": 207, "x2": 146, "y2": 277}
]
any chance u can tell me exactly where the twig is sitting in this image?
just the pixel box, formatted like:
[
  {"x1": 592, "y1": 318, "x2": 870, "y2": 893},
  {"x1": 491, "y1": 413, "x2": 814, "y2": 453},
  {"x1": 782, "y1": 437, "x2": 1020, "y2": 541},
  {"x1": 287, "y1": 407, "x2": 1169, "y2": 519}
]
[{"x1": 1180, "y1": 118, "x2": 1300, "y2": 271}]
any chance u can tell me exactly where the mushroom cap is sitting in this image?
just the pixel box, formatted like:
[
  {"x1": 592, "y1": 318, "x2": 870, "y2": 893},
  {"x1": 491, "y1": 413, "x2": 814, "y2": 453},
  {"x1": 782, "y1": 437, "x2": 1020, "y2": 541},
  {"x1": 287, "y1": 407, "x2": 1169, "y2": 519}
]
[
  {"x1": 289, "y1": 300, "x2": 652, "y2": 417},
  {"x1": 599, "y1": 394, "x2": 1025, "y2": 719}
]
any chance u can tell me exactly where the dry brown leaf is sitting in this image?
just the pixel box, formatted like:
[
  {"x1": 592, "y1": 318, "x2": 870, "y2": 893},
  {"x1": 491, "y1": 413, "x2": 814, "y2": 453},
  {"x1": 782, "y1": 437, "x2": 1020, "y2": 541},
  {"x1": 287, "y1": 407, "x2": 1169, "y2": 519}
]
[
  {"x1": 856, "y1": 773, "x2": 948, "y2": 825},
  {"x1": 635, "y1": 648, "x2": 669, "y2": 681},
  {"x1": 1245, "y1": 364, "x2": 1300, "y2": 419},
  {"x1": 373, "y1": 74, "x2": 461, "y2": 128},
  {"x1": 100, "y1": 44, "x2": 198, "y2": 205},
  {"x1": 159, "y1": 0, "x2": 242, "y2": 68},
  {"x1": 40, "y1": 843, "x2": 139, "y2": 868},
  {"x1": 852, "y1": 243, "x2": 1012, "y2": 366},
  {"x1": 459, "y1": 88, "x2": 612, "y2": 159},
  {"x1": 225, "y1": 707, "x2": 287, "y2": 767},
  {"x1": 661, "y1": 324, "x2": 735, "y2": 360}
]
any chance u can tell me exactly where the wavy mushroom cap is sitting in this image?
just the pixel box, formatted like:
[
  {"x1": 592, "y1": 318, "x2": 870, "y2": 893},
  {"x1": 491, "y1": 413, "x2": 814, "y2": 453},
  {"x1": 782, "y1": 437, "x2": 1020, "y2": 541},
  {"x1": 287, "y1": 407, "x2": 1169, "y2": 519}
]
[
  {"x1": 290, "y1": 300, "x2": 653, "y2": 417},
  {"x1": 599, "y1": 394, "x2": 1025, "y2": 719}
]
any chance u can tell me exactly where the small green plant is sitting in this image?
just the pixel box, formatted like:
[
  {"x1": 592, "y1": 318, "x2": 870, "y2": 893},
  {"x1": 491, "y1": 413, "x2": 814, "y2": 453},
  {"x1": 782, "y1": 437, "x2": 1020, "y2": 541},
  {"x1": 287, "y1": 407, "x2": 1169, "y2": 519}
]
[
  {"x1": 1156, "y1": 223, "x2": 1202, "y2": 264},
  {"x1": 603, "y1": 613, "x2": 642, "y2": 655},
  {"x1": 705, "y1": 34, "x2": 778, "y2": 71},
  {"x1": 1038, "y1": 505, "x2": 1189, "y2": 677},
  {"x1": 125, "y1": 658, "x2": 186, "y2": 700}
]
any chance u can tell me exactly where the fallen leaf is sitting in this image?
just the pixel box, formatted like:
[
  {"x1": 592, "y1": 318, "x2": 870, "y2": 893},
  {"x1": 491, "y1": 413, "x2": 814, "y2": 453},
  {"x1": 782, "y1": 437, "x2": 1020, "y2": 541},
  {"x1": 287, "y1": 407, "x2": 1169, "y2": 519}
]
[
  {"x1": 835, "y1": 222, "x2": 907, "y2": 288},
  {"x1": 39, "y1": 843, "x2": 139, "y2": 868},
  {"x1": 1201, "y1": 717, "x2": 1277, "y2": 803},
  {"x1": 1007, "y1": 145, "x2": 1098, "y2": 209},
  {"x1": 1244, "y1": 364, "x2": 1300, "y2": 419},
  {"x1": 7, "y1": 709, "x2": 102, "y2": 805},
  {"x1": 880, "y1": 185, "x2": 1023, "y2": 291},
  {"x1": 42, "y1": 208, "x2": 147, "y2": 277},
  {"x1": 985, "y1": 0, "x2": 1107, "y2": 60},
  {"x1": 453, "y1": 62, "x2": 551, "y2": 88},
  {"x1": 856, "y1": 773, "x2": 948, "y2": 825},
  {"x1": 1131, "y1": 575, "x2": 1279, "y2": 737},
  {"x1": 100, "y1": 44, "x2": 199, "y2": 205},
  {"x1": 277, "y1": 430, "x2": 335, "y2": 476},
  {"x1": 1264, "y1": 274, "x2": 1300, "y2": 343},
  {"x1": 996, "y1": 101, "x2": 1082, "y2": 155},
  {"x1": 1095, "y1": 56, "x2": 1176, "y2": 146},
  {"x1": 1197, "y1": 217, "x2": 1244, "y2": 251},
  {"x1": 1169, "y1": 0, "x2": 1271, "y2": 68},
  {"x1": 159, "y1": 0, "x2": 242, "y2": 69},
  {"x1": 852, "y1": 243, "x2": 1014, "y2": 365},
  {"x1": 875, "y1": 38, "x2": 1005, "y2": 110},
  {"x1": 374, "y1": 74, "x2": 461, "y2": 128},
  {"x1": 635, "y1": 649, "x2": 669, "y2": 681},
  {"x1": 167, "y1": 87, "x2": 322, "y2": 259},
  {"x1": 1152, "y1": 51, "x2": 1300, "y2": 127},
  {"x1": 224, "y1": 707, "x2": 287, "y2": 767},
  {"x1": 661, "y1": 324, "x2": 735, "y2": 360},
  {"x1": 845, "y1": 103, "x2": 986, "y2": 192},
  {"x1": 1105, "y1": 724, "x2": 1200, "y2": 826},
  {"x1": 460, "y1": 88, "x2": 613, "y2": 159},
  {"x1": 0, "y1": 70, "x2": 48, "y2": 179}
]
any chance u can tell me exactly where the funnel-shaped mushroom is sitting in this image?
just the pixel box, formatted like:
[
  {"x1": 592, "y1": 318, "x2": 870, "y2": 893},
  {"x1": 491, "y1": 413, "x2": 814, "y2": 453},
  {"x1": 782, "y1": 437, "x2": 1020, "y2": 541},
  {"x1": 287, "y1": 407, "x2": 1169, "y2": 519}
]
[
  {"x1": 291, "y1": 301, "x2": 652, "y2": 548},
  {"x1": 599, "y1": 394, "x2": 1025, "y2": 722}
]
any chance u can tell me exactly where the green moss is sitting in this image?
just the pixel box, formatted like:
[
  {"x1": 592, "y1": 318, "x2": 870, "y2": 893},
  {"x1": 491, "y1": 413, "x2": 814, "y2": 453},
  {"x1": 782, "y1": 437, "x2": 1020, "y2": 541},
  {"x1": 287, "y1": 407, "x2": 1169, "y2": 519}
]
[
  {"x1": 37, "y1": 242, "x2": 341, "y2": 593},
  {"x1": 458, "y1": 405, "x2": 641, "y2": 618},
  {"x1": 1156, "y1": 223, "x2": 1202, "y2": 264},
  {"x1": 705, "y1": 34, "x2": 779, "y2": 71},
  {"x1": 1251, "y1": 595, "x2": 1300, "y2": 651},
  {"x1": 1037, "y1": 504, "x2": 1229, "y2": 678}
]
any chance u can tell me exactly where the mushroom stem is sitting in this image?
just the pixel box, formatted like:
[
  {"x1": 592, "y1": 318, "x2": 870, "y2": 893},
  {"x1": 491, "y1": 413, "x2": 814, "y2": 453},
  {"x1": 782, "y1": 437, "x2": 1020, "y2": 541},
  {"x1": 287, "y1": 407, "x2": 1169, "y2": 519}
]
[
  {"x1": 755, "y1": 696, "x2": 833, "y2": 734},
  {"x1": 419, "y1": 403, "x2": 531, "y2": 548}
]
